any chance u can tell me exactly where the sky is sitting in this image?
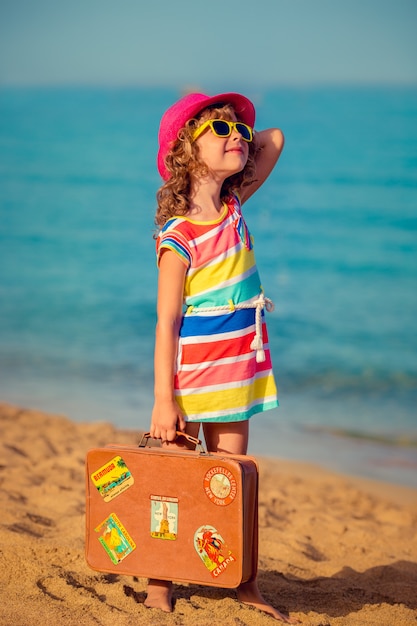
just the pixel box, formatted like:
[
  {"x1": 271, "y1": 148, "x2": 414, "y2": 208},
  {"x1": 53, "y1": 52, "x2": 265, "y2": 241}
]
[{"x1": 0, "y1": 0, "x2": 416, "y2": 88}]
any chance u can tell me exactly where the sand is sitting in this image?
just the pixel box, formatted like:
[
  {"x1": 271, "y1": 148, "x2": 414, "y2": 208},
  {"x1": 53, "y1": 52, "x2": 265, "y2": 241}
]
[{"x1": 0, "y1": 402, "x2": 416, "y2": 626}]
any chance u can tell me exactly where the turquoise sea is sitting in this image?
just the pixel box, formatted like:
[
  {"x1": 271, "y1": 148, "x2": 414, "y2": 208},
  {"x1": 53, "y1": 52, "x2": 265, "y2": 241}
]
[{"x1": 1, "y1": 86, "x2": 416, "y2": 487}]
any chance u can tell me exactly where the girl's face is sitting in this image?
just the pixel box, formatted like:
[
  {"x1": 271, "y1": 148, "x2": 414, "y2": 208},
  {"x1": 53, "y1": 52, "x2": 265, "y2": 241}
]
[{"x1": 194, "y1": 112, "x2": 249, "y2": 181}]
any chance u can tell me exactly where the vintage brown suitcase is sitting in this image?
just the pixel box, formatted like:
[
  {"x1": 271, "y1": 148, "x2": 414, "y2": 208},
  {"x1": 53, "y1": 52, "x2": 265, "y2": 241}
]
[{"x1": 85, "y1": 432, "x2": 258, "y2": 588}]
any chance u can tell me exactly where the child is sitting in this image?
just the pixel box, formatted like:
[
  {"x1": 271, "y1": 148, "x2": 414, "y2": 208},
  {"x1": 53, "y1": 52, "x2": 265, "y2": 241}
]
[{"x1": 146, "y1": 92, "x2": 295, "y2": 623}]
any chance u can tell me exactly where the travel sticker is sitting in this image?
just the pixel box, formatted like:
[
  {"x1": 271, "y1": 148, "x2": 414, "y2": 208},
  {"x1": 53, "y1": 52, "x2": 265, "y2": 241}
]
[
  {"x1": 95, "y1": 512, "x2": 136, "y2": 565},
  {"x1": 150, "y1": 495, "x2": 178, "y2": 540},
  {"x1": 90, "y1": 455, "x2": 134, "y2": 502},
  {"x1": 194, "y1": 525, "x2": 236, "y2": 578},
  {"x1": 203, "y1": 466, "x2": 237, "y2": 506}
]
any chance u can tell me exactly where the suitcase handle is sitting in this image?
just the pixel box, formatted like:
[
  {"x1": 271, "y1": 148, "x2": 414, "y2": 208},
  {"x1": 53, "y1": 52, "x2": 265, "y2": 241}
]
[{"x1": 139, "y1": 431, "x2": 205, "y2": 452}]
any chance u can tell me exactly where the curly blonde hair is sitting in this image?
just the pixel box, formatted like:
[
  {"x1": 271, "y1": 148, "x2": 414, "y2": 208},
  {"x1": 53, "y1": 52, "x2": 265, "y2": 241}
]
[{"x1": 154, "y1": 104, "x2": 257, "y2": 232}]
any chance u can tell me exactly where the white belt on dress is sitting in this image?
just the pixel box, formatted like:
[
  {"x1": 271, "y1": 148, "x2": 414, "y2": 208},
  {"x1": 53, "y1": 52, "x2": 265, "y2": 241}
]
[{"x1": 185, "y1": 293, "x2": 274, "y2": 363}]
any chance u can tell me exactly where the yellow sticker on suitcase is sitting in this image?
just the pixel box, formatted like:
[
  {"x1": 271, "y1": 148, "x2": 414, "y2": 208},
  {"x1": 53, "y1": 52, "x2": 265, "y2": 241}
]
[
  {"x1": 95, "y1": 512, "x2": 136, "y2": 565},
  {"x1": 90, "y1": 455, "x2": 134, "y2": 502}
]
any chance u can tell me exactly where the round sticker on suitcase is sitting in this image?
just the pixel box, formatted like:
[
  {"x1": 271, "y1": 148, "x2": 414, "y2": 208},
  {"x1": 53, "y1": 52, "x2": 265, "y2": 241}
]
[{"x1": 203, "y1": 466, "x2": 237, "y2": 506}]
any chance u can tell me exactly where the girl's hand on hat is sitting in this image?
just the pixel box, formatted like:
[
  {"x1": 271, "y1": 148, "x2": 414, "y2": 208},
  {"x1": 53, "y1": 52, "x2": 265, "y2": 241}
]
[{"x1": 240, "y1": 127, "x2": 285, "y2": 204}]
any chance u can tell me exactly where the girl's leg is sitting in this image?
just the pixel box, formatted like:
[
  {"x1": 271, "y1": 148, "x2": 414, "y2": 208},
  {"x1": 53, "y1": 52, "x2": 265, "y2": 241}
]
[
  {"x1": 202, "y1": 421, "x2": 298, "y2": 624},
  {"x1": 144, "y1": 579, "x2": 173, "y2": 613},
  {"x1": 203, "y1": 420, "x2": 249, "y2": 455},
  {"x1": 145, "y1": 422, "x2": 201, "y2": 613}
]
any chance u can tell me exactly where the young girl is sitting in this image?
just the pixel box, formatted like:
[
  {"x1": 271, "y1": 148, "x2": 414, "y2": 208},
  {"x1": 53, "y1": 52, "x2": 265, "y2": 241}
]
[{"x1": 146, "y1": 92, "x2": 295, "y2": 623}]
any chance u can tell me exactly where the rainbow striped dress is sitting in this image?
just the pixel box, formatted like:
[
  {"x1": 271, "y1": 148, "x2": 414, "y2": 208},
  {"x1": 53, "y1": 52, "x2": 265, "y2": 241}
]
[{"x1": 156, "y1": 194, "x2": 278, "y2": 423}]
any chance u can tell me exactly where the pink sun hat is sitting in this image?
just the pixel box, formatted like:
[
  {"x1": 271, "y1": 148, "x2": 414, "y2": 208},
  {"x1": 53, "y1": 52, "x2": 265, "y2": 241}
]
[{"x1": 157, "y1": 92, "x2": 256, "y2": 180}]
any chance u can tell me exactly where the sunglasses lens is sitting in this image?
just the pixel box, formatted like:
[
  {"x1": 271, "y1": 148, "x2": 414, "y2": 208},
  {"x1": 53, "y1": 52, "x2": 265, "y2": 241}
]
[
  {"x1": 212, "y1": 120, "x2": 231, "y2": 137},
  {"x1": 236, "y1": 123, "x2": 252, "y2": 141}
]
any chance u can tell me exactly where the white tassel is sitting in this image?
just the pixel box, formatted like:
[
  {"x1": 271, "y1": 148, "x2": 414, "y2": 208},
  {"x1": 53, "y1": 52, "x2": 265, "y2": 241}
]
[
  {"x1": 250, "y1": 335, "x2": 263, "y2": 351},
  {"x1": 251, "y1": 295, "x2": 266, "y2": 362},
  {"x1": 250, "y1": 334, "x2": 266, "y2": 363}
]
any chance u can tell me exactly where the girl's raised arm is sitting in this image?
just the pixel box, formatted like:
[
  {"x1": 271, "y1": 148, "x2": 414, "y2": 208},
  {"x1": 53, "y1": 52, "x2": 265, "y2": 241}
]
[{"x1": 240, "y1": 128, "x2": 285, "y2": 204}]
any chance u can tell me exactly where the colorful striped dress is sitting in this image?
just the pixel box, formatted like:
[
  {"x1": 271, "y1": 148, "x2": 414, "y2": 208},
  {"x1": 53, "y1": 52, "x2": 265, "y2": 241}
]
[{"x1": 156, "y1": 194, "x2": 278, "y2": 423}]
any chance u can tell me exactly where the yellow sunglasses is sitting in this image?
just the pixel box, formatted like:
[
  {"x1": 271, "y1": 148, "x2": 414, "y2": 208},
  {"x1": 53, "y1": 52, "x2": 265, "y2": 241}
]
[{"x1": 192, "y1": 119, "x2": 253, "y2": 142}]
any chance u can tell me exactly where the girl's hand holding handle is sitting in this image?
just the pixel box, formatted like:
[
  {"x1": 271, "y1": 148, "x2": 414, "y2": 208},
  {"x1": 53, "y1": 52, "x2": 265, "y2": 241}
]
[{"x1": 150, "y1": 398, "x2": 186, "y2": 443}]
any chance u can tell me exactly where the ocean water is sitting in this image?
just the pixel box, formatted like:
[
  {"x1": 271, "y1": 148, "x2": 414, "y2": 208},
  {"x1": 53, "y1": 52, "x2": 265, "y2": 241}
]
[{"x1": 1, "y1": 86, "x2": 416, "y2": 487}]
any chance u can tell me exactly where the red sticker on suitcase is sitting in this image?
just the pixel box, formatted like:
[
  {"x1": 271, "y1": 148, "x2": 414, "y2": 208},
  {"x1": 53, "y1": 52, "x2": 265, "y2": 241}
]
[
  {"x1": 94, "y1": 512, "x2": 136, "y2": 565},
  {"x1": 203, "y1": 466, "x2": 237, "y2": 506},
  {"x1": 194, "y1": 525, "x2": 236, "y2": 578}
]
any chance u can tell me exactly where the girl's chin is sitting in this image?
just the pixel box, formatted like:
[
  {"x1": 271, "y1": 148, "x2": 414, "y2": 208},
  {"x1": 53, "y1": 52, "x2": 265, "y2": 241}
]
[{"x1": 226, "y1": 157, "x2": 247, "y2": 173}]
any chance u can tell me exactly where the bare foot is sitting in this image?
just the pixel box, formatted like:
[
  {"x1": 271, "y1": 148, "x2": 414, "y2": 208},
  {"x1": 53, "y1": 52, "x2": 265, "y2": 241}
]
[
  {"x1": 237, "y1": 580, "x2": 299, "y2": 623},
  {"x1": 144, "y1": 579, "x2": 173, "y2": 613}
]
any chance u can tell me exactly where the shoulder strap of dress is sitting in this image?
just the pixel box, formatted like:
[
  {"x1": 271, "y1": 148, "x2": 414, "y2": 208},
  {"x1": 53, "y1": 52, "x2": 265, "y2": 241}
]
[{"x1": 228, "y1": 191, "x2": 242, "y2": 214}]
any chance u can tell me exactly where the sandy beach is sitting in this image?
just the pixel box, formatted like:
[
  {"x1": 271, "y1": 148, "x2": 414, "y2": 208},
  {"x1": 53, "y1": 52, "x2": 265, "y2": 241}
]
[{"x1": 0, "y1": 402, "x2": 416, "y2": 626}]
